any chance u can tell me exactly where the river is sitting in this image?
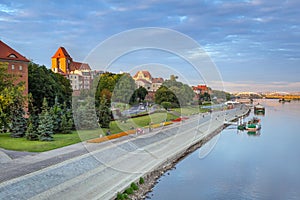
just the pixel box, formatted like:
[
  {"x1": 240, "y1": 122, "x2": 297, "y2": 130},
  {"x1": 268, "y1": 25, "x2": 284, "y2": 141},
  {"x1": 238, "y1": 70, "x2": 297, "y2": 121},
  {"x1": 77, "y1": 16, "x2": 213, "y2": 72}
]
[{"x1": 148, "y1": 99, "x2": 300, "y2": 200}]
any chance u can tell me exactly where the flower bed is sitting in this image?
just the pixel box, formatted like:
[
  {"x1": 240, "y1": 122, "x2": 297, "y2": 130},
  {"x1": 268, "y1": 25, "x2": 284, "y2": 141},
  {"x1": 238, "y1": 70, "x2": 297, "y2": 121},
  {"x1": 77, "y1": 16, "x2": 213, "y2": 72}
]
[
  {"x1": 87, "y1": 122, "x2": 173, "y2": 143},
  {"x1": 171, "y1": 117, "x2": 189, "y2": 122},
  {"x1": 87, "y1": 129, "x2": 136, "y2": 143}
]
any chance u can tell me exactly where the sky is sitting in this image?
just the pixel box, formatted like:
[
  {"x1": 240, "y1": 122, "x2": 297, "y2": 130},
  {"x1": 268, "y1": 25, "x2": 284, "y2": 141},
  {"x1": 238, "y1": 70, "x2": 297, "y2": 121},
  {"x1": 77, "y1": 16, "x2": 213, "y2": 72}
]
[{"x1": 1, "y1": 0, "x2": 299, "y2": 92}]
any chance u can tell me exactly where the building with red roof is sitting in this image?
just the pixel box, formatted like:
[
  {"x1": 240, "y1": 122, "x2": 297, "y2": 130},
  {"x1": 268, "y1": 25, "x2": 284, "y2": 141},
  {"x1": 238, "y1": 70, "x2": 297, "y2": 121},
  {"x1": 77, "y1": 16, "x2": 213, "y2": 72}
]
[
  {"x1": 0, "y1": 40, "x2": 30, "y2": 97},
  {"x1": 51, "y1": 47, "x2": 93, "y2": 92},
  {"x1": 132, "y1": 70, "x2": 164, "y2": 92}
]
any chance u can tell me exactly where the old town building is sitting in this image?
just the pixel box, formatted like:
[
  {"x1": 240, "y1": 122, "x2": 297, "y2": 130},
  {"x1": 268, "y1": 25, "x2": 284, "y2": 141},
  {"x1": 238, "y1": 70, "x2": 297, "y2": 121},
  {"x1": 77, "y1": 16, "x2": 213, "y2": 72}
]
[
  {"x1": 132, "y1": 70, "x2": 164, "y2": 92},
  {"x1": 0, "y1": 40, "x2": 30, "y2": 96},
  {"x1": 51, "y1": 47, "x2": 92, "y2": 91}
]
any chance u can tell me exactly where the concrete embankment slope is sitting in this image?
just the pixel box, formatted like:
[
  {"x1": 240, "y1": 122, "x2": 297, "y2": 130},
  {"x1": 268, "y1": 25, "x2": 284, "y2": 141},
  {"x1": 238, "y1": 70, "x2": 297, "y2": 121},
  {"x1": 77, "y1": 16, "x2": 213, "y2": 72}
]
[{"x1": 0, "y1": 105, "x2": 249, "y2": 200}]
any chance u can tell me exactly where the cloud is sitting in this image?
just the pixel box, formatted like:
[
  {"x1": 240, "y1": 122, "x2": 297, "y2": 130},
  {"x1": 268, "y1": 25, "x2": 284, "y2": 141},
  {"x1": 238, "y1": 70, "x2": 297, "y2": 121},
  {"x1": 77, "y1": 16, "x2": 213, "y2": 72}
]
[
  {"x1": 211, "y1": 81, "x2": 300, "y2": 92},
  {"x1": 0, "y1": 0, "x2": 299, "y2": 92}
]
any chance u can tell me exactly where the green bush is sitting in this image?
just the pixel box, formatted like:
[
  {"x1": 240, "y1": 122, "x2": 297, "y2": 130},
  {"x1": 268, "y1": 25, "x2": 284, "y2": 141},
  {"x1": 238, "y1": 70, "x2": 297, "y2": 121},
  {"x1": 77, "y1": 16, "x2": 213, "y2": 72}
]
[
  {"x1": 117, "y1": 192, "x2": 124, "y2": 200},
  {"x1": 123, "y1": 193, "x2": 128, "y2": 199},
  {"x1": 117, "y1": 192, "x2": 129, "y2": 200},
  {"x1": 124, "y1": 187, "x2": 134, "y2": 195},
  {"x1": 139, "y1": 177, "x2": 145, "y2": 184},
  {"x1": 131, "y1": 182, "x2": 139, "y2": 191}
]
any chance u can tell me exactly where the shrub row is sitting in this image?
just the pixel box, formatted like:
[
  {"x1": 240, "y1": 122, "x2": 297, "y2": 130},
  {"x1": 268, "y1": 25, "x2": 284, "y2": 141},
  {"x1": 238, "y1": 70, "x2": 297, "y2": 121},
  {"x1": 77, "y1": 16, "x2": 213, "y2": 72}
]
[{"x1": 116, "y1": 178, "x2": 145, "y2": 200}]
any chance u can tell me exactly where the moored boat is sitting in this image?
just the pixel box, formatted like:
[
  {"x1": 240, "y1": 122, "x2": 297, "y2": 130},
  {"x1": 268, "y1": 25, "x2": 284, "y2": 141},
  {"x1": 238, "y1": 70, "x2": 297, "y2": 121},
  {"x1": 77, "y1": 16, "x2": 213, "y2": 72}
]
[
  {"x1": 246, "y1": 123, "x2": 261, "y2": 131},
  {"x1": 254, "y1": 104, "x2": 265, "y2": 114}
]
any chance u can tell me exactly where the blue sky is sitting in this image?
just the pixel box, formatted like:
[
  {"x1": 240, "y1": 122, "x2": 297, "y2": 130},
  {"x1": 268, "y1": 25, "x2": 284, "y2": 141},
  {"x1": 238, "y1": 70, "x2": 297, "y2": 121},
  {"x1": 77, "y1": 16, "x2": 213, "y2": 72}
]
[{"x1": 1, "y1": 0, "x2": 299, "y2": 92}]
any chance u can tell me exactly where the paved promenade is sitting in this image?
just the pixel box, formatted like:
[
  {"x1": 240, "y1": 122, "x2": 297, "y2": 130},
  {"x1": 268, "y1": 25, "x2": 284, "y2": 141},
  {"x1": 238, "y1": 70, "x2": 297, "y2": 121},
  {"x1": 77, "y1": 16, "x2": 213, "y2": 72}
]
[{"x1": 0, "y1": 105, "x2": 249, "y2": 200}]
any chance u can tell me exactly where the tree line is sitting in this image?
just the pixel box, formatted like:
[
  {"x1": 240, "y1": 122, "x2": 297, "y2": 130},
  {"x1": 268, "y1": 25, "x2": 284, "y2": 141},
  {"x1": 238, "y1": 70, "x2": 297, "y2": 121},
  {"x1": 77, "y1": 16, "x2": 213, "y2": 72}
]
[
  {"x1": 1, "y1": 61, "x2": 230, "y2": 141},
  {"x1": 0, "y1": 62, "x2": 73, "y2": 141}
]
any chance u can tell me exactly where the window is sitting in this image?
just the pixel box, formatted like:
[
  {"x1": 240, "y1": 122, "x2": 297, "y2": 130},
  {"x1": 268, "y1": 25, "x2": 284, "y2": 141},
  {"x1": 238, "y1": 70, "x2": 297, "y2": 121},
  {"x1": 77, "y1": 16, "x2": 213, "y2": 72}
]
[
  {"x1": 19, "y1": 66, "x2": 22, "y2": 71},
  {"x1": 11, "y1": 65, "x2": 15, "y2": 70},
  {"x1": 8, "y1": 54, "x2": 17, "y2": 58}
]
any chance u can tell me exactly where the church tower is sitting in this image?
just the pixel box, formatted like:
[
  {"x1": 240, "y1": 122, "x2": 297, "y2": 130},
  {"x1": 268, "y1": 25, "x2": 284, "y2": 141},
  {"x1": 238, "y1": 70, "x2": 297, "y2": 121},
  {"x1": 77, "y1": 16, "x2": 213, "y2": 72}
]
[{"x1": 51, "y1": 47, "x2": 72, "y2": 74}]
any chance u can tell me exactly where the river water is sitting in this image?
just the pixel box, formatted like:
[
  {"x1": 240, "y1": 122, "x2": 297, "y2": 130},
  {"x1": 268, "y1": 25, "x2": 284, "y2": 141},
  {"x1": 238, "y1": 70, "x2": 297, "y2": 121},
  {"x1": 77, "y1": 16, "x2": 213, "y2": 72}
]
[{"x1": 148, "y1": 99, "x2": 300, "y2": 200}]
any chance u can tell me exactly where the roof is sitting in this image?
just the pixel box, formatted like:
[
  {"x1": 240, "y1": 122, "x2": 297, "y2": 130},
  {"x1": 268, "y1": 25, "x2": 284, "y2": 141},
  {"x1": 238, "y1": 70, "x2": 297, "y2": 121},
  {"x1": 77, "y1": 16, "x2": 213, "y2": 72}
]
[
  {"x1": 192, "y1": 85, "x2": 208, "y2": 90},
  {"x1": 51, "y1": 47, "x2": 72, "y2": 59},
  {"x1": 133, "y1": 70, "x2": 152, "y2": 79},
  {"x1": 152, "y1": 77, "x2": 164, "y2": 83},
  {"x1": 70, "y1": 61, "x2": 91, "y2": 71},
  {"x1": 0, "y1": 40, "x2": 30, "y2": 62}
]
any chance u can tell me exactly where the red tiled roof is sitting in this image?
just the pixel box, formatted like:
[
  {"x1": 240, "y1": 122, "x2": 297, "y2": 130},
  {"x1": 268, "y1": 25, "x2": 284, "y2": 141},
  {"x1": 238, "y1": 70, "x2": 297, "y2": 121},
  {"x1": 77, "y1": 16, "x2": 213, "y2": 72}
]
[
  {"x1": 152, "y1": 77, "x2": 164, "y2": 83},
  {"x1": 0, "y1": 40, "x2": 30, "y2": 62},
  {"x1": 69, "y1": 61, "x2": 91, "y2": 71},
  {"x1": 133, "y1": 70, "x2": 152, "y2": 79},
  {"x1": 192, "y1": 85, "x2": 208, "y2": 90},
  {"x1": 52, "y1": 47, "x2": 72, "y2": 59}
]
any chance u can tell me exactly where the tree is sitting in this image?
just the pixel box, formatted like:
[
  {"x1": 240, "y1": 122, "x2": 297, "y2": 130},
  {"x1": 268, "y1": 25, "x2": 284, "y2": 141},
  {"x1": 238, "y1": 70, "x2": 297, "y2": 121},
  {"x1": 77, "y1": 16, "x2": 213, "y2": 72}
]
[
  {"x1": 129, "y1": 86, "x2": 148, "y2": 104},
  {"x1": 74, "y1": 97, "x2": 98, "y2": 130},
  {"x1": 25, "y1": 117, "x2": 38, "y2": 140},
  {"x1": 0, "y1": 62, "x2": 26, "y2": 132},
  {"x1": 162, "y1": 77, "x2": 194, "y2": 106},
  {"x1": 50, "y1": 96, "x2": 63, "y2": 133},
  {"x1": 97, "y1": 96, "x2": 111, "y2": 128},
  {"x1": 10, "y1": 105, "x2": 27, "y2": 138},
  {"x1": 155, "y1": 86, "x2": 179, "y2": 107},
  {"x1": 199, "y1": 92, "x2": 211, "y2": 105},
  {"x1": 161, "y1": 101, "x2": 172, "y2": 110},
  {"x1": 60, "y1": 114, "x2": 72, "y2": 134},
  {"x1": 28, "y1": 62, "x2": 72, "y2": 113},
  {"x1": 111, "y1": 73, "x2": 136, "y2": 103},
  {"x1": 37, "y1": 98, "x2": 54, "y2": 141}
]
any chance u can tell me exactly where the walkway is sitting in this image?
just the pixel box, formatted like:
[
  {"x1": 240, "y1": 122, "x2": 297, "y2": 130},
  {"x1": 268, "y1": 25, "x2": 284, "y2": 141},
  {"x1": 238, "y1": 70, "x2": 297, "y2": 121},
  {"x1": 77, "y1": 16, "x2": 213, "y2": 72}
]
[{"x1": 0, "y1": 105, "x2": 249, "y2": 200}]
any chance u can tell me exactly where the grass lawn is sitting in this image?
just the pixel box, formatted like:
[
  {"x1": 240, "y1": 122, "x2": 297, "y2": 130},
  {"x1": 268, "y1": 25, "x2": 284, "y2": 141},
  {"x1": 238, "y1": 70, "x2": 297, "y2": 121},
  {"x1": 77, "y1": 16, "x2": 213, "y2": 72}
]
[
  {"x1": 0, "y1": 112, "x2": 179, "y2": 152},
  {"x1": 0, "y1": 132, "x2": 81, "y2": 152},
  {"x1": 173, "y1": 106, "x2": 209, "y2": 116}
]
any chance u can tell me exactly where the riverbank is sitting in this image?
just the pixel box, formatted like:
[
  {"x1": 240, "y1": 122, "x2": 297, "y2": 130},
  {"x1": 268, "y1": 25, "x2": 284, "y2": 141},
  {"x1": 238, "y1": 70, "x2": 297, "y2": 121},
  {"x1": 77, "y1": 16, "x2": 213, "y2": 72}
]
[
  {"x1": 0, "y1": 105, "x2": 249, "y2": 200},
  {"x1": 119, "y1": 106, "x2": 250, "y2": 200}
]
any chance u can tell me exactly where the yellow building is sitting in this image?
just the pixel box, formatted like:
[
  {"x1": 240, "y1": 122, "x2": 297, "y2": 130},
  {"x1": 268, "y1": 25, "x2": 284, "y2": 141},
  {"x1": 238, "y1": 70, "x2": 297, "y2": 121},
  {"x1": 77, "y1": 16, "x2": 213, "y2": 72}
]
[
  {"x1": 51, "y1": 47, "x2": 73, "y2": 74},
  {"x1": 51, "y1": 47, "x2": 93, "y2": 92}
]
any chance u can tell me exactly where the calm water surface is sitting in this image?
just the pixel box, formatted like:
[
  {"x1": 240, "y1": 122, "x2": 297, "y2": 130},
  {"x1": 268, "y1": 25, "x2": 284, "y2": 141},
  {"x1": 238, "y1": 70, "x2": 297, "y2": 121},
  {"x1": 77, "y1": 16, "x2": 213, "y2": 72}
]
[{"x1": 149, "y1": 99, "x2": 300, "y2": 200}]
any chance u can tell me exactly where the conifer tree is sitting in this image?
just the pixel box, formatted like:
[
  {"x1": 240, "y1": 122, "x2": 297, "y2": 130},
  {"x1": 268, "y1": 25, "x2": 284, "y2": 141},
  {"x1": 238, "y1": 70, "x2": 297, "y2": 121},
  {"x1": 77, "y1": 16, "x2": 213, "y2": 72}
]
[
  {"x1": 60, "y1": 114, "x2": 72, "y2": 134},
  {"x1": 37, "y1": 98, "x2": 54, "y2": 141},
  {"x1": 98, "y1": 96, "x2": 111, "y2": 128},
  {"x1": 25, "y1": 118, "x2": 38, "y2": 140},
  {"x1": 50, "y1": 96, "x2": 62, "y2": 133},
  {"x1": 10, "y1": 106, "x2": 27, "y2": 138}
]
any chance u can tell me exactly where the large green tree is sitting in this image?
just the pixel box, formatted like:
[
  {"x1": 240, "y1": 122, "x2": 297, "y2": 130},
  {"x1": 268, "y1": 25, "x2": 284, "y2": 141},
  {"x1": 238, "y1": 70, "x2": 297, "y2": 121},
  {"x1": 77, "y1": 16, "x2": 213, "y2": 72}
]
[
  {"x1": 155, "y1": 76, "x2": 194, "y2": 107},
  {"x1": 73, "y1": 97, "x2": 98, "y2": 130},
  {"x1": 0, "y1": 62, "x2": 26, "y2": 132},
  {"x1": 28, "y1": 62, "x2": 72, "y2": 114},
  {"x1": 129, "y1": 86, "x2": 148, "y2": 104},
  {"x1": 155, "y1": 86, "x2": 179, "y2": 107},
  {"x1": 112, "y1": 73, "x2": 136, "y2": 103}
]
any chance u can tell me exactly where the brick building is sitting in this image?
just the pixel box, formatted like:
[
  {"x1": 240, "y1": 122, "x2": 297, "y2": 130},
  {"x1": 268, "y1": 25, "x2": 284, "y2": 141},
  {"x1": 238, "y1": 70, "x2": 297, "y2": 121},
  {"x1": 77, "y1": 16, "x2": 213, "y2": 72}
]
[{"x1": 0, "y1": 40, "x2": 30, "y2": 96}]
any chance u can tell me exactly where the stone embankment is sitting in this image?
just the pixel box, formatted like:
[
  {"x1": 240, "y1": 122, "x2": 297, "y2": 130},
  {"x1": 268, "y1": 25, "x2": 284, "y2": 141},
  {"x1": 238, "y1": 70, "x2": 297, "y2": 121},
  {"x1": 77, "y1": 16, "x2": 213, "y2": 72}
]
[{"x1": 0, "y1": 105, "x2": 249, "y2": 200}]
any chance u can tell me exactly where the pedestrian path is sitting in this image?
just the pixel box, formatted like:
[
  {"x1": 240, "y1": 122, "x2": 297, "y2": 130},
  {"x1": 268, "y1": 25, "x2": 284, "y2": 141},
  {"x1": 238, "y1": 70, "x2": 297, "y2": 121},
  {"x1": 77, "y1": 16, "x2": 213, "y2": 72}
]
[{"x1": 0, "y1": 105, "x2": 249, "y2": 200}]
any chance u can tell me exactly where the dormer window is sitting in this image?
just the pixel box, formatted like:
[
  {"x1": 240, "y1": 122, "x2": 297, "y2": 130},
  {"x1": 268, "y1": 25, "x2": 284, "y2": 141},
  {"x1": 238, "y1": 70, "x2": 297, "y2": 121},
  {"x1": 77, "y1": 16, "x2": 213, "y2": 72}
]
[{"x1": 8, "y1": 54, "x2": 17, "y2": 58}]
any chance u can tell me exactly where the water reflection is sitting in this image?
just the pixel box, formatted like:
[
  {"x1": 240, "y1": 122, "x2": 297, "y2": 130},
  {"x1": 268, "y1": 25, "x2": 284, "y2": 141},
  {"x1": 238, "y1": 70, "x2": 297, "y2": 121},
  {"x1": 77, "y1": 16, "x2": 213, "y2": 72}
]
[
  {"x1": 149, "y1": 100, "x2": 300, "y2": 200},
  {"x1": 247, "y1": 130, "x2": 261, "y2": 136}
]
